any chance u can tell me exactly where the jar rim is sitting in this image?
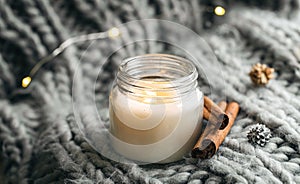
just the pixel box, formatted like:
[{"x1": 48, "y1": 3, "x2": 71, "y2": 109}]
[
  {"x1": 117, "y1": 54, "x2": 198, "y2": 98},
  {"x1": 120, "y1": 54, "x2": 196, "y2": 81}
]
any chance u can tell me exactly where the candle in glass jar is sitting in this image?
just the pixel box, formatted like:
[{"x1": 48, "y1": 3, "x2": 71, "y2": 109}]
[{"x1": 109, "y1": 54, "x2": 203, "y2": 163}]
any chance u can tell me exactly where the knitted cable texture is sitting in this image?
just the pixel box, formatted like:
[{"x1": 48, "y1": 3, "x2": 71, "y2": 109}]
[{"x1": 0, "y1": 0, "x2": 300, "y2": 183}]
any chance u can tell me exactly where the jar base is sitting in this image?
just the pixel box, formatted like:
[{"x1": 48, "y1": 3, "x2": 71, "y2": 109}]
[{"x1": 109, "y1": 119, "x2": 202, "y2": 164}]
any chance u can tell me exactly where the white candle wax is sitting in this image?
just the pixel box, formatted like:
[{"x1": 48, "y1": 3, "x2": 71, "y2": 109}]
[{"x1": 109, "y1": 83, "x2": 203, "y2": 163}]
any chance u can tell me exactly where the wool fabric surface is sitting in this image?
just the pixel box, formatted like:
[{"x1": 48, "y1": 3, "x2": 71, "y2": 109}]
[{"x1": 1, "y1": 0, "x2": 300, "y2": 183}]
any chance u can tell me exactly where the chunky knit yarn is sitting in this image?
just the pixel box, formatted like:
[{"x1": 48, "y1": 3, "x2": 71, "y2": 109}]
[{"x1": 1, "y1": 0, "x2": 300, "y2": 183}]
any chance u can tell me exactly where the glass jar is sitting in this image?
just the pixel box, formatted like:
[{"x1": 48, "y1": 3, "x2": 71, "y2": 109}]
[{"x1": 109, "y1": 54, "x2": 203, "y2": 163}]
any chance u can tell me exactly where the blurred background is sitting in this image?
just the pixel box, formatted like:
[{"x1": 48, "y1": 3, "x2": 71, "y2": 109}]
[{"x1": 1, "y1": 0, "x2": 300, "y2": 183}]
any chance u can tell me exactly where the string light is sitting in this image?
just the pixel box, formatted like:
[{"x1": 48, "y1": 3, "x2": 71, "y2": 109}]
[
  {"x1": 108, "y1": 27, "x2": 121, "y2": 38},
  {"x1": 22, "y1": 76, "x2": 32, "y2": 88},
  {"x1": 21, "y1": 27, "x2": 121, "y2": 88},
  {"x1": 214, "y1": 6, "x2": 226, "y2": 16}
]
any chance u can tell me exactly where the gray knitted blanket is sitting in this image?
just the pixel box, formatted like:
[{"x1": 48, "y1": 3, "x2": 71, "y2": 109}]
[{"x1": 1, "y1": 0, "x2": 300, "y2": 183}]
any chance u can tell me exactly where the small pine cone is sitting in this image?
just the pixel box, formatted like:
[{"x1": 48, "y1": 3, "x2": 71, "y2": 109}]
[
  {"x1": 247, "y1": 124, "x2": 272, "y2": 146},
  {"x1": 249, "y1": 63, "x2": 274, "y2": 85}
]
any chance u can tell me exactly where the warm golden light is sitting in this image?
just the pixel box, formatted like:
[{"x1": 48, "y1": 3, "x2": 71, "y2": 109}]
[
  {"x1": 108, "y1": 27, "x2": 121, "y2": 38},
  {"x1": 22, "y1": 76, "x2": 32, "y2": 88},
  {"x1": 214, "y1": 6, "x2": 226, "y2": 16}
]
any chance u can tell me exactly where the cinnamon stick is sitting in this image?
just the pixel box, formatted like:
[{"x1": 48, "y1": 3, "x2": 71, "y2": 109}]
[
  {"x1": 203, "y1": 107, "x2": 219, "y2": 125},
  {"x1": 191, "y1": 101, "x2": 227, "y2": 158},
  {"x1": 203, "y1": 96, "x2": 229, "y2": 129},
  {"x1": 192, "y1": 102, "x2": 240, "y2": 159},
  {"x1": 217, "y1": 101, "x2": 227, "y2": 111}
]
